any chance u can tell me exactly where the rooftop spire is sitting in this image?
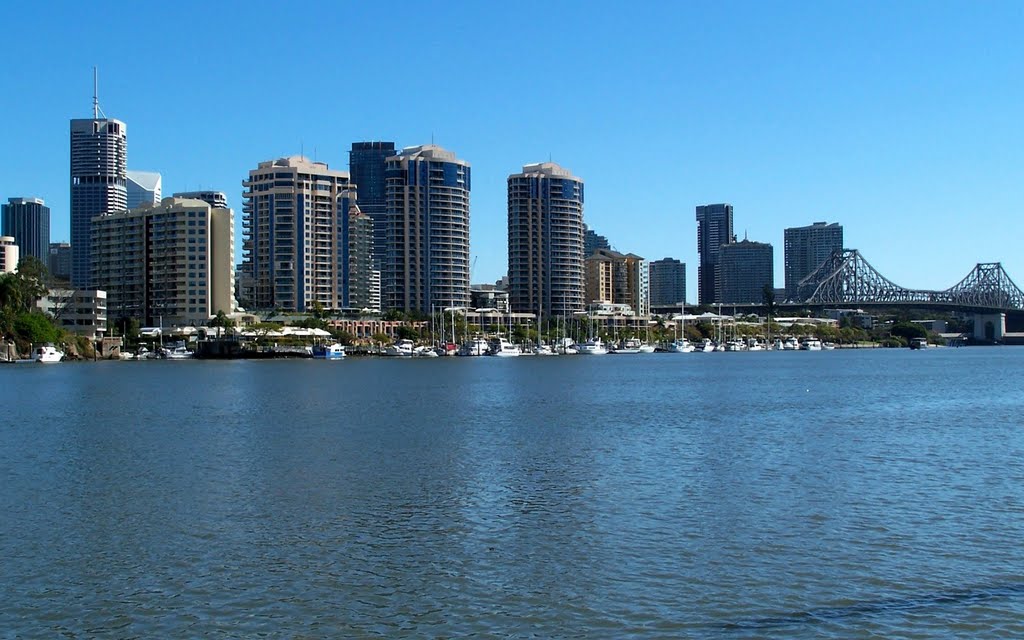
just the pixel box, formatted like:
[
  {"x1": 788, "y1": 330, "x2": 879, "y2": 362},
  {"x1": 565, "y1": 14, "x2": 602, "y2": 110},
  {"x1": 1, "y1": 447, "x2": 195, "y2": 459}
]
[{"x1": 92, "y1": 66, "x2": 106, "y2": 119}]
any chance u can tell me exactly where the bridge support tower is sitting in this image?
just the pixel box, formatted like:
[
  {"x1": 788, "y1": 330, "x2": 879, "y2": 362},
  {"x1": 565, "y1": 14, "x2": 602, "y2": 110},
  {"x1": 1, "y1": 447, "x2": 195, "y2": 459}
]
[{"x1": 972, "y1": 313, "x2": 1005, "y2": 342}]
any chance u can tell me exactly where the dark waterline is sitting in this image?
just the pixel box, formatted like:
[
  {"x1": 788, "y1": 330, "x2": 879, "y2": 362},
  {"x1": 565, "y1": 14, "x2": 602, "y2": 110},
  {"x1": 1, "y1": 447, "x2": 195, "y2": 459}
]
[{"x1": 2, "y1": 349, "x2": 1023, "y2": 637}]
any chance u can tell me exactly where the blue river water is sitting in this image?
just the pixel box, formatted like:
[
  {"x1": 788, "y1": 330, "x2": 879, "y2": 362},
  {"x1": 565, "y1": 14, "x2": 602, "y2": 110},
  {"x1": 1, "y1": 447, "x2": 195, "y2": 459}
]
[{"x1": 1, "y1": 348, "x2": 1023, "y2": 637}]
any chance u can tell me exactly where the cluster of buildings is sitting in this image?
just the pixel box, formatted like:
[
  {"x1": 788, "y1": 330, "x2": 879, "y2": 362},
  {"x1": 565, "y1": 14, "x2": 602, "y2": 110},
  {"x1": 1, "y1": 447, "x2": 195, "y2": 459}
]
[
  {"x1": 695, "y1": 203, "x2": 843, "y2": 306},
  {"x1": 0, "y1": 83, "x2": 850, "y2": 343}
]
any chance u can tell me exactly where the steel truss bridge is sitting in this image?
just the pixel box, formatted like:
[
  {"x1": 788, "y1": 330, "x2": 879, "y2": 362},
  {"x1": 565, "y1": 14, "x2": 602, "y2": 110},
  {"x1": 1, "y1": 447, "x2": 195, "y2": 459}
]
[{"x1": 793, "y1": 249, "x2": 1024, "y2": 313}]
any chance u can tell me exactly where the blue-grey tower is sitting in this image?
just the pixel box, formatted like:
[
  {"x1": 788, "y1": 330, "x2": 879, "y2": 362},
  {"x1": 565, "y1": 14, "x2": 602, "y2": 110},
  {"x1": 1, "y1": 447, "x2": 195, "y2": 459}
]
[
  {"x1": 349, "y1": 141, "x2": 395, "y2": 271},
  {"x1": 1, "y1": 197, "x2": 50, "y2": 264}
]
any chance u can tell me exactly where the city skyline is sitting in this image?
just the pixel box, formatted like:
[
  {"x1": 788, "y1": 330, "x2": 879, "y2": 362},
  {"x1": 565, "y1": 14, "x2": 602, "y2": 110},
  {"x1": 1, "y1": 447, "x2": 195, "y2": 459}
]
[{"x1": 2, "y1": 2, "x2": 1021, "y2": 301}]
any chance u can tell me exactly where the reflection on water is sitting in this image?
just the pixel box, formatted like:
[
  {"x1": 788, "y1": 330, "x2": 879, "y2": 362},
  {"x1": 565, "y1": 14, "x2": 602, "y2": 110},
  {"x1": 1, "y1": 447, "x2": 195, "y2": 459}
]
[{"x1": 2, "y1": 349, "x2": 1024, "y2": 637}]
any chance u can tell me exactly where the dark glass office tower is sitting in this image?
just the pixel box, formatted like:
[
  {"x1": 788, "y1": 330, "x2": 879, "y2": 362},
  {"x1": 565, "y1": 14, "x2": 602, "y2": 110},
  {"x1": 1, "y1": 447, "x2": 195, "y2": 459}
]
[
  {"x1": 349, "y1": 142, "x2": 395, "y2": 271},
  {"x1": 695, "y1": 203, "x2": 734, "y2": 304},
  {"x1": 2, "y1": 197, "x2": 50, "y2": 264}
]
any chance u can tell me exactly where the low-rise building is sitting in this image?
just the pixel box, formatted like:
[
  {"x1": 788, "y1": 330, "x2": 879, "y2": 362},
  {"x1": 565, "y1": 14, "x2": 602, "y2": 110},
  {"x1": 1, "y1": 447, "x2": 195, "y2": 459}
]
[{"x1": 37, "y1": 288, "x2": 107, "y2": 339}]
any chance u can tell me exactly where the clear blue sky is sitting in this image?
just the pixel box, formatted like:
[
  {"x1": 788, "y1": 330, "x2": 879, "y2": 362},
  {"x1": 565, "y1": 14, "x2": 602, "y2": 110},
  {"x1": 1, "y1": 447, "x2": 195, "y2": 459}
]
[{"x1": 2, "y1": 1, "x2": 1022, "y2": 301}]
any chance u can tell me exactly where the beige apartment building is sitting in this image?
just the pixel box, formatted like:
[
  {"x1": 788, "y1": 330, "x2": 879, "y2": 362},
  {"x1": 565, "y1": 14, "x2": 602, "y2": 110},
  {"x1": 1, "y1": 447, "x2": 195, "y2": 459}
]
[
  {"x1": 92, "y1": 197, "x2": 235, "y2": 326},
  {"x1": 585, "y1": 248, "x2": 649, "y2": 317}
]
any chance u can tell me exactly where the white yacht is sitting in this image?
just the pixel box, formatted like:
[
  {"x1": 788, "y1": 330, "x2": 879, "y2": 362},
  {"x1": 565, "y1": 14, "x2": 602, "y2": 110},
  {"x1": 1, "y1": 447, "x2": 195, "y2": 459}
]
[
  {"x1": 638, "y1": 342, "x2": 657, "y2": 353},
  {"x1": 489, "y1": 338, "x2": 522, "y2": 357},
  {"x1": 533, "y1": 344, "x2": 557, "y2": 356},
  {"x1": 312, "y1": 343, "x2": 346, "y2": 360},
  {"x1": 384, "y1": 339, "x2": 415, "y2": 357},
  {"x1": 613, "y1": 338, "x2": 642, "y2": 354},
  {"x1": 696, "y1": 339, "x2": 715, "y2": 353},
  {"x1": 577, "y1": 337, "x2": 608, "y2": 355},
  {"x1": 782, "y1": 337, "x2": 799, "y2": 350},
  {"x1": 800, "y1": 338, "x2": 823, "y2": 351},
  {"x1": 458, "y1": 337, "x2": 490, "y2": 356},
  {"x1": 556, "y1": 337, "x2": 578, "y2": 355},
  {"x1": 413, "y1": 345, "x2": 439, "y2": 357},
  {"x1": 34, "y1": 345, "x2": 64, "y2": 363}
]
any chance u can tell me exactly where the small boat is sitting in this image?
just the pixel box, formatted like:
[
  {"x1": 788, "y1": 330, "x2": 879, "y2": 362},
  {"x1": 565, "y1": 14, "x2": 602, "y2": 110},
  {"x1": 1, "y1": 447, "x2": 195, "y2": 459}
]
[
  {"x1": 458, "y1": 336, "x2": 490, "y2": 357},
  {"x1": 782, "y1": 337, "x2": 799, "y2": 350},
  {"x1": 822, "y1": 342, "x2": 836, "y2": 350},
  {"x1": 489, "y1": 338, "x2": 522, "y2": 357},
  {"x1": 534, "y1": 344, "x2": 557, "y2": 356},
  {"x1": 577, "y1": 337, "x2": 608, "y2": 355},
  {"x1": 556, "y1": 337, "x2": 578, "y2": 355},
  {"x1": 909, "y1": 337, "x2": 928, "y2": 350},
  {"x1": 384, "y1": 339, "x2": 415, "y2": 357},
  {"x1": 724, "y1": 340, "x2": 746, "y2": 352},
  {"x1": 312, "y1": 343, "x2": 346, "y2": 360},
  {"x1": 34, "y1": 345, "x2": 64, "y2": 363},
  {"x1": 413, "y1": 345, "x2": 439, "y2": 357},
  {"x1": 638, "y1": 343, "x2": 656, "y2": 353}
]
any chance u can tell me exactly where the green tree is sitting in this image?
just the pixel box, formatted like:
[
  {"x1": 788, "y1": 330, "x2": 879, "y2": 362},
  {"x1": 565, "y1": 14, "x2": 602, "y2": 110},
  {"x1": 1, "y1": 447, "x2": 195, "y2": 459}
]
[
  {"x1": 890, "y1": 321, "x2": 927, "y2": 341},
  {"x1": 14, "y1": 312, "x2": 61, "y2": 344}
]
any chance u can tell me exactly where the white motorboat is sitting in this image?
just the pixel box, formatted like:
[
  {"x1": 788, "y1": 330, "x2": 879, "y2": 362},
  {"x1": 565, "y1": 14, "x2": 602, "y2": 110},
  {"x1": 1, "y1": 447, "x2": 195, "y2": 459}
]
[
  {"x1": 312, "y1": 343, "x2": 346, "y2": 360},
  {"x1": 800, "y1": 338, "x2": 823, "y2": 351},
  {"x1": 638, "y1": 343, "x2": 656, "y2": 353},
  {"x1": 384, "y1": 339, "x2": 415, "y2": 357},
  {"x1": 577, "y1": 337, "x2": 608, "y2": 355},
  {"x1": 822, "y1": 342, "x2": 836, "y2": 350},
  {"x1": 556, "y1": 337, "x2": 578, "y2": 355},
  {"x1": 413, "y1": 345, "x2": 439, "y2": 357},
  {"x1": 666, "y1": 339, "x2": 694, "y2": 353},
  {"x1": 724, "y1": 340, "x2": 746, "y2": 352},
  {"x1": 458, "y1": 336, "x2": 490, "y2": 356},
  {"x1": 34, "y1": 345, "x2": 64, "y2": 363},
  {"x1": 161, "y1": 343, "x2": 194, "y2": 359},
  {"x1": 613, "y1": 338, "x2": 642, "y2": 354},
  {"x1": 534, "y1": 344, "x2": 557, "y2": 356},
  {"x1": 489, "y1": 338, "x2": 522, "y2": 357},
  {"x1": 782, "y1": 337, "x2": 799, "y2": 350}
]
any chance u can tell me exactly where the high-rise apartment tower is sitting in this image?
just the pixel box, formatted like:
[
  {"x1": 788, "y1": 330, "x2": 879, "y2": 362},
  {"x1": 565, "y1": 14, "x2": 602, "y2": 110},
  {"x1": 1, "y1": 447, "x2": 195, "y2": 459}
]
[
  {"x1": 507, "y1": 162, "x2": 585, "y2": 317},
  {"x1": 384, "y1": 144, "x2": 471, "y2": 314}
]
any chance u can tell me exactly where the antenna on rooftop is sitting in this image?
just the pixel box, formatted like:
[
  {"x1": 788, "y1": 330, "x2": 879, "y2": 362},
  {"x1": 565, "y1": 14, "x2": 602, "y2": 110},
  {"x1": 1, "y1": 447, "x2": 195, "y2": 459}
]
[{"x1": 92, "y1": 67, "x2": 104, "y2": 119}]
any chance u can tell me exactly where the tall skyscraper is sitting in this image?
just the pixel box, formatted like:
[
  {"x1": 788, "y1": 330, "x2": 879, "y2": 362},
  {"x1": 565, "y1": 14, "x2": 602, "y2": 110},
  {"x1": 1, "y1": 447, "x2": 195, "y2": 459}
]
[
  {"x1": 242, "y1": 156, "x2": 366, "y2": 312},
  {"x1": 126, "y1": 170, "x2": 162, "y2": 209},
  {"x1": 584, "y1": 224, "x2": 611, "y2": 257},
  {"x1": 70, "y1": 88, "x2": 127, "y2": 287},
  {"x1": 784, "y1": 221, "x2": 843, "y2": 301},
  {"x1": 648, "y1": 258, "x2": 686, "y2": 307},
  {"x1": 2, "y1": 197, "x2": 50, "y2": 264},
  {"x1": 350, "y1": 142, "x2": 395, "y2": 271},
  {"x1": 585, "y1": 249, "x2": 649, "y2": 316},
  {"x1": 92, "y1": 197, "x2": 235, "y2": 326},
  {"x1": 695, "y1": 203, "x2": 734, "y2": 305},
  {"x1": 384, "y1": 144, "x2": 471, "y2": 314},
  {"x1": 507, "y1": 162, "x2": 585, "y2": 317},
  {"x1": 718, "y1": 239, "x2": 774, "y2": 304}
]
